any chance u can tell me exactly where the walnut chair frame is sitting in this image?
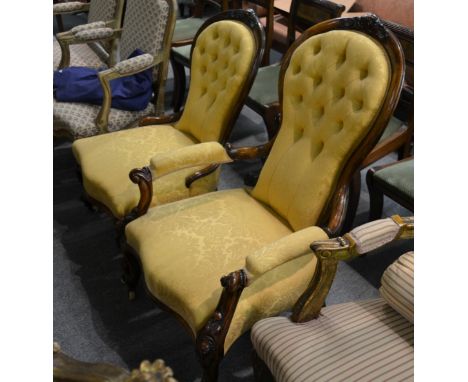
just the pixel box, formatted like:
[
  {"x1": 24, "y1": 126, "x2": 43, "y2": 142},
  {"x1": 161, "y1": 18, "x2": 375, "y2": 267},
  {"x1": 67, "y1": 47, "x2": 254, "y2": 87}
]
[
  {"x1": 123, "y1": 15, "x2": 404, "y2": 382},
  {"x1": 252, "y1": 214, "x2": 414, "y2": 381},
  {"x1": 53, "y1": 0, "x2": 177, "y2": 141},
  {"x1": 245, "y1": 0, "x2": 345, "y2": 139},
  {"x1": 77, "y1": 10, "x2": 265, "y2": 241}
]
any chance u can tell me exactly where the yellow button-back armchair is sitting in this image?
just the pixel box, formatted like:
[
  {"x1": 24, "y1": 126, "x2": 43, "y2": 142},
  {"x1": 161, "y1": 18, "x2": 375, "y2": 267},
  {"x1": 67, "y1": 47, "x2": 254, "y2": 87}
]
[
  {"x1": 122, "y1": 15, "x2": 405, "y2": 381},
  {"x1": 53, "y1": 0, "x2": 126, "y2": 69},
  {"x1": 72, "y1": 10, "x2": 265, "y2": 232},
  {"x1": 53, "y1": 0, "x2": 177, "y2": 140},
  {"x1": 251, "y1": 215, "x2": 414, "y2": 382}
]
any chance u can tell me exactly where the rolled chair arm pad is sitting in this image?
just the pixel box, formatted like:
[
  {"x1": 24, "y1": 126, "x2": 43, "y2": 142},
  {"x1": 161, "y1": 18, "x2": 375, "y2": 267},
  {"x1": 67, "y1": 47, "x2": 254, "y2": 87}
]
[
  {"x1": 149, "y1": 142, "x2": 233, "y2": 179},
  {"x1": 245, "y1": 226, "x2": 328, "y2": 280},
  {"x1": 53, "y1": 2, "x2": 87, "y2": 13},
  {"x1": 74, "y1": 27, "x2": 114, "y2": 41},
  {"x1": 347, "y1": 216, "x2": 413, "y2": 254},
  {"x1": 113, "y1": 53, "x2": 155, "y2": 75},
  {"x1": 71, "y1": 21, "x2": 107, "y2": 33}
]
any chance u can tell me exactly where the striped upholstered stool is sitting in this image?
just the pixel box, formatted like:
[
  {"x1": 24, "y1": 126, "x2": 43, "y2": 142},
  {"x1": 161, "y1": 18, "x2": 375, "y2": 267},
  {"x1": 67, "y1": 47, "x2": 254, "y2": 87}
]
[{"x1": 251, "y1": 217, "x2": 414, "y2": 382}]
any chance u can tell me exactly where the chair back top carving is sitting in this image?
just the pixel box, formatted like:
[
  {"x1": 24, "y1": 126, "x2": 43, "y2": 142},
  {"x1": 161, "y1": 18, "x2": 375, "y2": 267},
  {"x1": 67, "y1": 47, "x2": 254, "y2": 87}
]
[
  {"x1": 175, "y1": 10, "x2": 265, "y2": 143},
  {"x1": 251, "y1": 15, "x2": 404, "y2": 231},
  {"x1": 288, "y1": 0, "x2": 345, "y2": 46},
  {"x1": 88, "y1": 0, "x2": 123, "y2": 25}
]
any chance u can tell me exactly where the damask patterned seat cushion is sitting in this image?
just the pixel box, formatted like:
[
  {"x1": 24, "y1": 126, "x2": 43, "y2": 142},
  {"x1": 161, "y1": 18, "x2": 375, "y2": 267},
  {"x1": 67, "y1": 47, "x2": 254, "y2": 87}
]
[
  {"x1": 251, "y1": 298, "x2": 414, "y2": 382},
  {"x1": 125, "y1": 188, "x2": 328, "y2": 351},
  {"x1": 53, "y1": 38, "x2": 105, "y2": 70},
  {"x1": 72, "y1": 125, "x2": 225, "y2": 217}
]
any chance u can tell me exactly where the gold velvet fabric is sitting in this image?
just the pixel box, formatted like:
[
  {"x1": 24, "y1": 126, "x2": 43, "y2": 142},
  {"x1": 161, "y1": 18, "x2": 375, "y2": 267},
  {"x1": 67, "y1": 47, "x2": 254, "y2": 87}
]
[
  {"x1": 125, "y1": 188, "x2": 328, "y2": 351},
  {"x1": 73, "y1": 126, "x2": 218, "y2": 217},
  {"x1": 175, "y1": 20, "x2": 255, "y2": 143},
  {"x1": 73, "y1": 19, "x2": 258, "y2": 218},
  {"x1": 252, "y1": 30, "x2": 391, "y2": 230}
]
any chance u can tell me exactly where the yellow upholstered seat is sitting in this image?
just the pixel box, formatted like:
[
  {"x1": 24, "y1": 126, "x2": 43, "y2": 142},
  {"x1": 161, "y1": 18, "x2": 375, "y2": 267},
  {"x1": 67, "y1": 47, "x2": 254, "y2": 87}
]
[
  {"x1": 126, "y1": 188, "x2": 327, "y2": 350},
  {"x1": 73, "y1": 17, "x2": 261, "y2": 219}
]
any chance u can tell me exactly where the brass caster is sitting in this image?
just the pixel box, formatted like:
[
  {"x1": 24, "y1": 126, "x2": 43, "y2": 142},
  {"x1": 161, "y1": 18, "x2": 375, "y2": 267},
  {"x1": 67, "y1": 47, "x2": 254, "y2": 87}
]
[{"x1": 128, "y1": 291, "x2": 136, "y2": 301}]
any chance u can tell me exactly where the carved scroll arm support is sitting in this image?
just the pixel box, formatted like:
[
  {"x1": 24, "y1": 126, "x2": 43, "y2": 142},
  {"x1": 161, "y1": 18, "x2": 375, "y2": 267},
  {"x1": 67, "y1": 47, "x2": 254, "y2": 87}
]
[{"x1": 292, "y1": 215, "x2": 414, "y2": 322}]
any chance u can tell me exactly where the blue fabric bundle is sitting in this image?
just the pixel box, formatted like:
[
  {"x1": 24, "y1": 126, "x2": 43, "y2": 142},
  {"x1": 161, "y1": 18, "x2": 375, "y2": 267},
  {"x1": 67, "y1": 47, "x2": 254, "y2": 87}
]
[{"x1": 53, "y1": 49, "x2": 153, "y2": 111}]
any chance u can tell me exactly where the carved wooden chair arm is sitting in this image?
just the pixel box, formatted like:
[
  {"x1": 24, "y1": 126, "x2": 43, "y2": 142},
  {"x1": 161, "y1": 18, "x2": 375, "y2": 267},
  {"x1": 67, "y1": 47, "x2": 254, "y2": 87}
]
[
  {"x1": 95, "y1": 52, "x2": 164, "y2": 134},
  {"x1": 121, "y1": 143, "x2": 233, "y2": 228},
  {"x1": 138, "y1": 112, "x2": 182, "y2": 126},
  {"x1": 56, "y1": 27, "x2": 122, "y2": 69},
  {"x1": 291, "y1": 215, "x2": 414, "y2": 322},
  {"x1": 225, "y1": 139, "x2": 275, "y2": 161}
]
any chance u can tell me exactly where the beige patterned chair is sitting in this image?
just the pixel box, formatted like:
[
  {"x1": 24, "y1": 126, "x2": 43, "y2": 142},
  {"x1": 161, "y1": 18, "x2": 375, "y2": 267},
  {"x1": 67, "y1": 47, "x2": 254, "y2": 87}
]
[
  {"x1": 251, "y1": 215, "x2": 414, "y2": 382},
  {"x1": 53, "y1": 0, "x2": 126, "y2": 69},
  {"x1": 53, "y1": 0, "x2": 177, "y2": 140}
]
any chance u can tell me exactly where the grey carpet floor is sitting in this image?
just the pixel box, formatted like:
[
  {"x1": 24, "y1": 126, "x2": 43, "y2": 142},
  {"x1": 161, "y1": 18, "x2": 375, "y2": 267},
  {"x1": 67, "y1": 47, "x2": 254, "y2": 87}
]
[{"x1": 53, "y1": 13, "x2": 413, "y2": 382}]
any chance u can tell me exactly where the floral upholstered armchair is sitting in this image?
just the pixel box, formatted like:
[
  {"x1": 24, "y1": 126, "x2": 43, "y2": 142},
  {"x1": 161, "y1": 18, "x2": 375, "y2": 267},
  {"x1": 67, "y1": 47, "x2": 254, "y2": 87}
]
[
  {"x1": 72, "y1": 10, "x2": 265, "y2": 232},
  {"x1": 251, "y1": 215, "x2": 414, "y2": 382},
  {"x1": 121, "y1": 15, "x2": 405, "y2": 381},
  {"x1": 53, "y1": 0, "x2": 177, "y2": 140},
  {"x1": 53, "y1": 0, "x2": 126, "y2": 69}
]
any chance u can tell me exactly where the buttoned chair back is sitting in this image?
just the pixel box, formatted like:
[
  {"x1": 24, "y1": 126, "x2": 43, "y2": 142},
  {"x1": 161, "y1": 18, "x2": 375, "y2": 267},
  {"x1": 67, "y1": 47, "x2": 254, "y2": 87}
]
[
  {"x1": 175, "y1": 10, "x2": 265, "y2": 143},
  {"x1": 251, "y1": 15, "x2": 405, "y2": 231}
]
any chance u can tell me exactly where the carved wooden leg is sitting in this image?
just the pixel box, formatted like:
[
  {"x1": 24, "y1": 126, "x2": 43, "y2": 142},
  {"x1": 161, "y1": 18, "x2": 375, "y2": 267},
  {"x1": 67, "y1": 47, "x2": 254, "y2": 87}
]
[
  {"x1": 195, "y1": 270, "x2": 247, "y2": 382},
  {"x1": 171, "y1": 55, "x2": 186, "y2": 113},
  {"x1": 121, "y1": 247, "x2": 142, "y2": 301},
  {"x1": 366, "y1": 168, "x2": 384, "y2": 221}
]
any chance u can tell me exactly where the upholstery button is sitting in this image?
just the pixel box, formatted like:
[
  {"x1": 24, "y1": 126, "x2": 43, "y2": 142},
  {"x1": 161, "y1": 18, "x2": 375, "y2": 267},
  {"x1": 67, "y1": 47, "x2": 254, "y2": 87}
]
[
  {"x1": 312, "y1": 141, "x2": 324, "y2": 159},
  {"x1": 335, "y1": 120, "x2": 344, "y2": 132},
  {"x1": 353, "y1": 99, "x2": 364, "y2": 111},
  {"x1": 334, "y1": 87, "x2": 345, "y2": 100},
  {"x1": 313, "y1": 43, "x2": 321, "y2": 55},
  {"x1": 314, "y1": 76, "x2": 323, "y2": 87},
  {"x1": 292, "y1": 64, "x2": 301, "y2": 75},
  {"x1": 360, "y1": 68, "x2": 369, "y2": 79}
]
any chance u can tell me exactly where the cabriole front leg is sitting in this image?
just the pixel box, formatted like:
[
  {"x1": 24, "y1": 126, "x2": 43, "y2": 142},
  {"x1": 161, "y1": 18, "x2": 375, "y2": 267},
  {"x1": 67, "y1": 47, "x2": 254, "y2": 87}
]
[
  {"x1": 121, "y1": 246, "x2": 142, "y2": 301},
  {"x1": 195, "y1": 270, "x2": 247, "y2": 382}
]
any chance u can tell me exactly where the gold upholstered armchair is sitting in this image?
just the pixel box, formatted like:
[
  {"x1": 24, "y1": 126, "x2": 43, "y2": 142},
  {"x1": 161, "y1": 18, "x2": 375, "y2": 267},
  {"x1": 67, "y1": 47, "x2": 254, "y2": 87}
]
[
  {"x1": 251, "y1": 215, "x2": 414, "y2": 382},
  {"x1": 53, "y1": 0, "x2": 126, "y2": 69},
  {"x1": 72, "y1": 10, "x2": 265, "y2": 231},
  {"x1": 53, "y1": 0, "x2": 177, "y2": 140},
  {"x1": 122, "y1": 15, "x2": 405, "y2": 381}
]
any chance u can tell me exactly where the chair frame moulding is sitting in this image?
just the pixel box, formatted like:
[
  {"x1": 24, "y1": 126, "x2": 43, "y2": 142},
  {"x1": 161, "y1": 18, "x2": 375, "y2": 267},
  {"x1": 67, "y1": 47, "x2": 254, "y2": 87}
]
[
  {"x1": 54, "y1": 0, "x2": 177, "y2": 141},
  {"x1": 123, "y1": 15, "x2": 404, "y2": 382}
]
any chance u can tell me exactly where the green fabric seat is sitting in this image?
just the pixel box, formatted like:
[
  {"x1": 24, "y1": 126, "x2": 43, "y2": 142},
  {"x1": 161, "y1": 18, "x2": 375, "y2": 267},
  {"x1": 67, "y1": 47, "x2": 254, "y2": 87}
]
[
  {"x1": 247, "y1": 64, "x2": 281, "y2": 107},
  {"x1": 173, "y1": 18, "x2": 206, "y2": 42},
  {"x1": 374, "y1": 159, "x2": 414, "y2": 201},
  {"x1": 379, "y1": 116, "x2": 405, "y2": 142},
  {"x1": 171, "y1": 44, "x2": 192, "y2": 63}
]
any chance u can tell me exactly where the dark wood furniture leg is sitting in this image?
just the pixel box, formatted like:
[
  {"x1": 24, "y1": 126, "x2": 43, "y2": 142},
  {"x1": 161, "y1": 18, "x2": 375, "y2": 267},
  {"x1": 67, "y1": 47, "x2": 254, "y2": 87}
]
[
  {"x1": 171, "y1": 54, "x2": 187, "y2": 112},
  {"x1": 366, "y1": 167, "x2": 384, "y2": 220},
  {"x1": 121, "y1": 246, "x2": 142, "y2": 301}
]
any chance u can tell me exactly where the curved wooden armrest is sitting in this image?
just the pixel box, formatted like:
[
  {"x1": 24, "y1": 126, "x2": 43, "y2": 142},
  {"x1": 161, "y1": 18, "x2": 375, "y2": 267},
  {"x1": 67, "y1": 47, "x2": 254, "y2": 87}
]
[
  {"x1": 292, "y1": 215, "x2": 413, "y2": 322},
  {"x1": 225, "y1": 140, "x2": 274, "y2": 161},
  {"x1": 138, "y1": 112, "x2": 182, "y2": 126}
]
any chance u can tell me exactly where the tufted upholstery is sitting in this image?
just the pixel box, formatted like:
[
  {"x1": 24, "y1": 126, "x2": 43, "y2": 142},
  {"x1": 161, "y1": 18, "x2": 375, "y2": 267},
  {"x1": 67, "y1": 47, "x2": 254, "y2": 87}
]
[
  {"x1": 252, "y1": 30, "x2": 391, "y2": 230},
  {"x1": 175, "y1": 20, "x2": 256, "y2": 143},
  {"x1": 125, "y1": 188, "x2": 328, "y2": 351}
]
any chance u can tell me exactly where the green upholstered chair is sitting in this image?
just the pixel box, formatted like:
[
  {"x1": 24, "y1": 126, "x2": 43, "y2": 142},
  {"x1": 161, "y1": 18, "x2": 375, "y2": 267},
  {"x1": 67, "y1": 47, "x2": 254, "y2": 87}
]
[
  {"x1": 53, "y1": 0, "x2": 126, "y2": 69},
  {"x1": 122, "y1": 15, "x2": 404, "y2": 381},
  {"x1": 53, "y1": 0, "x2": 177, "y2": 140},
  {"x1": 251, "y1": 215, "x2": 414, "y2": 382},
  {"x1": 72, "y1": 10, "x2": 265, "y2": 235},
  {"x1": 367, "y1": 157, "x2": 414, "y2": 220}
]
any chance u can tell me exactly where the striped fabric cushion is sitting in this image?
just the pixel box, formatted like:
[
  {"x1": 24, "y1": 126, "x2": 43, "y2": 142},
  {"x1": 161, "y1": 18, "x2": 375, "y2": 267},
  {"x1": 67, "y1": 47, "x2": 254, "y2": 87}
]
[
  {"x1": 251, "y1": 299, "x2": 413, "y2": 382},
  {"x1": 380, "y1": 251, "x2": 414, "y2": 323}
]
